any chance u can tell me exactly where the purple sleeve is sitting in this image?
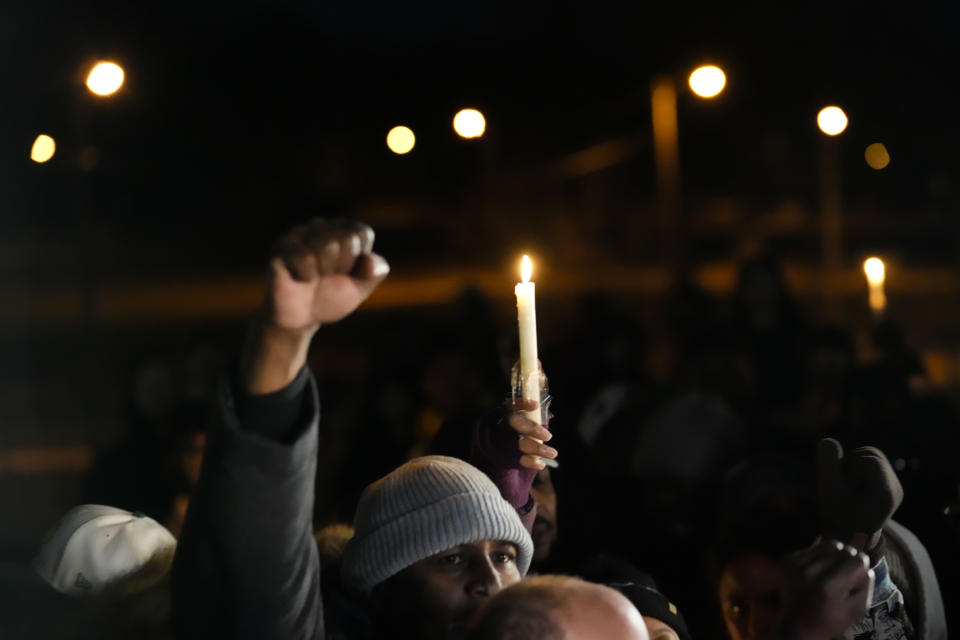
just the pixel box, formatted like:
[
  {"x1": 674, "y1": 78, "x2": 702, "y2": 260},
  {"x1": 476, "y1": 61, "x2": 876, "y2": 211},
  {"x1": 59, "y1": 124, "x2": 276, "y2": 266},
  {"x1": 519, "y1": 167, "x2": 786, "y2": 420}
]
[{"x1": 469, "y1": 403, "x2": 547, "y2": 531}]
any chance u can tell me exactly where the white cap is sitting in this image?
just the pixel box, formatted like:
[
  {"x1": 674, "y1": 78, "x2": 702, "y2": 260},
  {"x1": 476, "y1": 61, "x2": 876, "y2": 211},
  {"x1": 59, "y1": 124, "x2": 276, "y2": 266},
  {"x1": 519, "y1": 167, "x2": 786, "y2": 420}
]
[{"x1": 34, "y1": 505, "x2": 176, "y2": 597}]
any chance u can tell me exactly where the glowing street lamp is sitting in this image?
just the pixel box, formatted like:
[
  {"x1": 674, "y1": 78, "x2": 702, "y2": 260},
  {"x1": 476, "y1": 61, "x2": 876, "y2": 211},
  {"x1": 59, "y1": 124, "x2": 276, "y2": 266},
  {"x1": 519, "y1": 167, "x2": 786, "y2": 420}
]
[
  {"x1": 816, "y1": 105, "x2": 848, "y2": 283},
  {"x1": 453, "y1": 108, "x2": 486, "y2": 139},
  {"x1": 86, "y1": 61, "x2": 125, "y2": 97},
  {"x1": 30, "y1": 134, "x2": 56, "y2": 163},
  {"x1": 688, "y1": 65, "x2": 726, "y2": 98},
  {"x1": 650, "y1": 62, "x2": 726, "y2": 265},
  {"x1": 863, "y1": 257, "x2": 887, "y2": 315},
  {"x1": 386, "y1": 126, "x2": 416, "y2": 155},
  {"x1": 817, "y1": 106, "x2": 848, "y2": 136},
  {"x1": 865, "y1": 143, "x2": 891, "y2": 170}
]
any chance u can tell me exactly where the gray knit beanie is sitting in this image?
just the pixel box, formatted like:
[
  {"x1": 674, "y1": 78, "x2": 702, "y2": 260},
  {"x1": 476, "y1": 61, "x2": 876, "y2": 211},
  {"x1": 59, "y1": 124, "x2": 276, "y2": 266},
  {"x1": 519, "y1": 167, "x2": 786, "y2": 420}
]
[{"x1": 341, "y1": 455, "x2": 533, "y2": 592}]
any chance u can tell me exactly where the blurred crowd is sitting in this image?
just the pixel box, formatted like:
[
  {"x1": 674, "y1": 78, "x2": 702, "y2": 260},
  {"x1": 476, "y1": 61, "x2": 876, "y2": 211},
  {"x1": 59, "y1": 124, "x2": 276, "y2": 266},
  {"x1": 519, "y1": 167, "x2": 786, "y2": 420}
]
[{"x1": 1, "y1": 219, "x2": 957, "y2": 640}]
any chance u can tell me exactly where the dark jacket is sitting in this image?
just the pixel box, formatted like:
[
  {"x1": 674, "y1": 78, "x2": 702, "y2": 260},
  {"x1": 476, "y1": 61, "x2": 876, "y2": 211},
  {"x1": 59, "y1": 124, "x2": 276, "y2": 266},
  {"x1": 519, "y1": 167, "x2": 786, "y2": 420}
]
[
  {"x1": 172, "y1": 369, "x2": 324, "y2": 639},
  {"x1": 172, "y1": 367, "x2": 540, "y2": 640}
]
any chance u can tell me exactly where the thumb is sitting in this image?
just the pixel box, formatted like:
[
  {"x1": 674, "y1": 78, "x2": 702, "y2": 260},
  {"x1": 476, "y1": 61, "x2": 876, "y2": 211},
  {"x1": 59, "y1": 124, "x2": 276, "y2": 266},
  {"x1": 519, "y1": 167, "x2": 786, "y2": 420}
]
[
  {"x1": 816, "y1": 437, "x2": 844, "y2": 490},
  {"x1": 350, "y1": 253, "x2": 390, "y2": 298}
]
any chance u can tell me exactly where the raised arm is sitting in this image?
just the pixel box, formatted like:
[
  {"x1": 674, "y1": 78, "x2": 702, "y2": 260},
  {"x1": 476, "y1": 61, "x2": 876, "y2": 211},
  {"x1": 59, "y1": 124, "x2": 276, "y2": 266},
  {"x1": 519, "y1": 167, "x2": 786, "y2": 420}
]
[
  {"x1": 470, "y1": 396, "x2": 557, "y2": 531},
  {"x1": 814, "y1": 438, "x2": 912, "y2": 639},
  {"x1": 172, "y1": 219, "x2": 388, "y2": 640}
]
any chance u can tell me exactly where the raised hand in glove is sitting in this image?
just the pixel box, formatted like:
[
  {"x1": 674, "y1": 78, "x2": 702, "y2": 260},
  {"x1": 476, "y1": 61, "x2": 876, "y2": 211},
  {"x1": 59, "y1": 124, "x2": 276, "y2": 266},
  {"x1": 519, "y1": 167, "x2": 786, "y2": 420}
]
[
  {"x1": 469, "y1": 396, "x2": 556, "y2": 533},
  {"x1": 816, "y1": 438, "x2": 903, "y2": 552},
  {"x1": 776, "y1": 539, "x2": 874, "y2": 640}
]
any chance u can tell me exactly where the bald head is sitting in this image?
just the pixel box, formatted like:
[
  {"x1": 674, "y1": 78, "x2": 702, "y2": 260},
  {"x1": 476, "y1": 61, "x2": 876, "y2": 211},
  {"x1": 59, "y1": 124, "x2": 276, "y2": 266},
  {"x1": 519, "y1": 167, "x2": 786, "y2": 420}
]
[{"x1": 466, "y1": 575, "x2": 649, "y2": 640}]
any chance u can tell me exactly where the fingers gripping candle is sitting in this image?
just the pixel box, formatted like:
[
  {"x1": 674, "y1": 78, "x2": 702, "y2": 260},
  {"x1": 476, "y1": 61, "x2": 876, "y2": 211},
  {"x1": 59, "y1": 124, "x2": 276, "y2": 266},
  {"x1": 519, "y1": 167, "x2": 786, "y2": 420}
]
[{"x1": 515, "y1": 255, "x2": 540, "y2": 424}]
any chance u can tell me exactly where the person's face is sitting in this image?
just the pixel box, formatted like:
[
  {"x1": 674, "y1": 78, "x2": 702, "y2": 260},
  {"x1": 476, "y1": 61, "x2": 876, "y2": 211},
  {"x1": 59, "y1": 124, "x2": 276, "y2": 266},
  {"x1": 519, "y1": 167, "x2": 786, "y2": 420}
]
[
  {"x1": 717, "y1": 554, "x2": 784, "y2": 640},
  {"x1": 530, "y1": 468, "x2": 558, "y2": 563},
  {"x1": 374, "y1": 539, "x2": 522, "y2": 640},
  {"x1": 643, "y1": 616, "x2": 681, "y2": 640}
]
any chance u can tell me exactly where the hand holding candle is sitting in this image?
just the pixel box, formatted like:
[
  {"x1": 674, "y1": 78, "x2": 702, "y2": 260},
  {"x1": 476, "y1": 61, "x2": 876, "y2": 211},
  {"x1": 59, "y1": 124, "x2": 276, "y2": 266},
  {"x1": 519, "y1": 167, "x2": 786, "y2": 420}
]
[{"x1": 514, "y1": 255, "x2": 558, "y2": 469}]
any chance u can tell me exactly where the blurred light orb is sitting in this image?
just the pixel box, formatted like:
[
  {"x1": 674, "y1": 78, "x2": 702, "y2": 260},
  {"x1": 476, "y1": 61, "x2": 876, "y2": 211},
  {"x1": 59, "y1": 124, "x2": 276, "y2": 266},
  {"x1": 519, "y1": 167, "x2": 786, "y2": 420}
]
[
  {"x1": 688, "y1": 65, "x2": 726, "y2": 98},
  {"x1": 453, "y1": 108, "x2": 486, "y2": 139},
  {"x1": 30, "y1": 134, "x2": 56, "y2": 163},
  {"x1": 386, "y1": 126, "x2": 416, "y2": 154},
  {"x1": 865, "y1": 143, "x2": 891, "y2": 170},
  {"x1": 86, "y1": 62, "x2": 125, "y2": 96},
  {"x1": 817, "y1": 106, "x2": 848, "y2": 136},
  {"x1": 864, "y1": 257, "x2": 885, "y2": 285}
]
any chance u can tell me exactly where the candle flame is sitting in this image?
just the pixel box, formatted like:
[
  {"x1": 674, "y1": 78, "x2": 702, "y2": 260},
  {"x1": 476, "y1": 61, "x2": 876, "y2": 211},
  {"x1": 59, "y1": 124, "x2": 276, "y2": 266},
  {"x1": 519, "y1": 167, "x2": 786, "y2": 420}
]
[
  {"x1": 864, "y1": 257, "x2": 885, "y2": 286},
  {"x1": 521, "y1": 255, "x2": 532, "y2": 283}
]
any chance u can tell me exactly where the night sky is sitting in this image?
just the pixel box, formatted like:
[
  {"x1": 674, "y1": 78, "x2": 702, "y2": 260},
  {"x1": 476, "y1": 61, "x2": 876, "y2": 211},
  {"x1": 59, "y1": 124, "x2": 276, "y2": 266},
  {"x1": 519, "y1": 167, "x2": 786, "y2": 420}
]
[{"x1": 2, "y1": 1, "x2": 959, "y2": 272}]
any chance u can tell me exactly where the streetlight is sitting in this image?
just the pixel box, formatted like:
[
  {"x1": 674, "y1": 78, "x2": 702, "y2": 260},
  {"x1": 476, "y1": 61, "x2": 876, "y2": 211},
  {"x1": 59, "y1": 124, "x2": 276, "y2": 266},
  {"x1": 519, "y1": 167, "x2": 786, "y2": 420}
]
[
  {"x1": 386, "y1": 126, "x2": 416, "y2": 155},
  {"x1": 453, "y1": 108, "x2": 486, "y2": 139},
  {"x1": 650, "y1": 63, "x2": 726, "y2": 265},
  {"x1": 86, "y1": 61, "x2": 125, "y2": 97},
  {"x1": 817, "y1": 105, "x2": 847, "y2": 290},
  {"x1": 817, "y1": 106, "x2": 848, "y2": 136},
  {"x1": 865, "y1": 143, "x2": 891, "y2": 170},
  {"x1": 30, "y1": 134, "x2": 56, "y2": 163},
  {"x1": 688, "y1": 65, "x2": 726, "y2": 98}
]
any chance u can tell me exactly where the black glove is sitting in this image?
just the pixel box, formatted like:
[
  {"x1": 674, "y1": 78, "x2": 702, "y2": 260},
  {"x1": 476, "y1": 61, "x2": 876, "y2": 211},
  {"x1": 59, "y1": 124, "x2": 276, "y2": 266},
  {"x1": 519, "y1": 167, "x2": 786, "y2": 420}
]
[
  {"x1": 777, "y1": 539, "x2": 874, "y2": 640},
  {"x1": 816, "y1": 438, "x2": 903, "y2": 551}
]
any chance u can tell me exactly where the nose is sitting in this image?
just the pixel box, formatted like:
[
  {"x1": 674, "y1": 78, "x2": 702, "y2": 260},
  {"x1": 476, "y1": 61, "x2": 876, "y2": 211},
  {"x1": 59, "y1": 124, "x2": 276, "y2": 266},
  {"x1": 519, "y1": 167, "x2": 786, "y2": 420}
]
[{"x1": 465, "y1": 556, "x2": 503, "y2": 598}]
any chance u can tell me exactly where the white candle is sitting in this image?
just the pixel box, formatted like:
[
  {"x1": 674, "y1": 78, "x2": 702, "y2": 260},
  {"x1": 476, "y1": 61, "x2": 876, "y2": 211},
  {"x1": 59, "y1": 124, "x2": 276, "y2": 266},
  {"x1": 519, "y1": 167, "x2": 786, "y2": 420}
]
[
  {"x1": 863, "y1": 257, "x2": 886, "y2": 315},
  {"x1": 515, "y1": 255, "x2": 540, "y2": 424}
]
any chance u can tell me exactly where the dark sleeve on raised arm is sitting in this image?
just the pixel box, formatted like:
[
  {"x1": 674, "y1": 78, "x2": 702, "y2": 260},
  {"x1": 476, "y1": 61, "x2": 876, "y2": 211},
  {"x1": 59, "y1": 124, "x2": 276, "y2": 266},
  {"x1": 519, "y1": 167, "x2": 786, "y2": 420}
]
[
  {"x1": 172, "y1": 367, "x2": 323, "y2": 640},
  {"x1": 233, "y1": 365, "x2": 312, "y2": 441}
]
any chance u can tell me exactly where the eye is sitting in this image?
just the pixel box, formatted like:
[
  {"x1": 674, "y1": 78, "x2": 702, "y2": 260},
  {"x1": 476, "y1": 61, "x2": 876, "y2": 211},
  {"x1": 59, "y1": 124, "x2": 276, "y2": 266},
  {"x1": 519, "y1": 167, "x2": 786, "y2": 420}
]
[
  {"x1": 725, "y1": 598, "x2": 746, "y2": 622},
  {"x1": 440, "y1": 553, "x2": 464, "y2": 567},
  {"x1": 492, "y1": 550, "x2": 516, "y2": 565}
]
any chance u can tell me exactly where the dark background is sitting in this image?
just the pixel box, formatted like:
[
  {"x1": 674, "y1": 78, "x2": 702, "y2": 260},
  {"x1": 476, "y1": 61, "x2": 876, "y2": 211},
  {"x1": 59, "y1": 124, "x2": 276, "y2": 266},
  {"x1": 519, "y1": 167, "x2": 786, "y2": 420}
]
[{"x1": 1, "y1": 0, "x2": 959, "y2": 632}]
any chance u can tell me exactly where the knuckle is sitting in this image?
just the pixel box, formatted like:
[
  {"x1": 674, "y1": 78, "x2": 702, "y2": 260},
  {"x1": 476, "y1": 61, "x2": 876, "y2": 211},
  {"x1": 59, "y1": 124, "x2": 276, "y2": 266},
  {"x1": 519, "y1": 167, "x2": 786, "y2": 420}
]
[{"x1": 362, "y1": 225, "x2": 375, "y2": 244}]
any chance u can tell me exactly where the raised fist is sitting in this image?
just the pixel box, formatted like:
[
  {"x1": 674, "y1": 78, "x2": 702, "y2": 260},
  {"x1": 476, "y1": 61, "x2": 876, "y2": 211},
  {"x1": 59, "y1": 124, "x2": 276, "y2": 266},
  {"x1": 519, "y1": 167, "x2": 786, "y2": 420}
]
[
  {"x1": 777, "y1": 539, "x2": 874, "y2": 640},
  {"x1": 266, "y1": 218, "x2": 389, "y2": 332},
  {"x1": 816, "y1": 438, "x2": 903, "y2": 547}
]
